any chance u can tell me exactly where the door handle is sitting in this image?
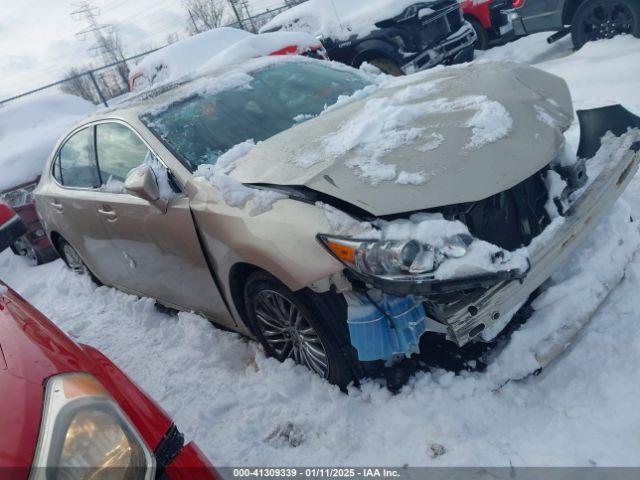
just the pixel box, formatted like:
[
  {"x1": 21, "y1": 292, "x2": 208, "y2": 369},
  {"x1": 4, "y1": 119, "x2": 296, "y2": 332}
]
[
  {"x1": 97, "y1": 207, "x2": 117, "y2": 221},
  {"x1": 50, "y1": 200, "x2": 63, "y2": 212}
]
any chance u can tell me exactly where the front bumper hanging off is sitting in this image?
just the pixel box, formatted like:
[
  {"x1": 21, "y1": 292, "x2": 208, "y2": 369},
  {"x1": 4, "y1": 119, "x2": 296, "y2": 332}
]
[{"x1": 439, "y1": 105, "x2": 640, "y2": 350}]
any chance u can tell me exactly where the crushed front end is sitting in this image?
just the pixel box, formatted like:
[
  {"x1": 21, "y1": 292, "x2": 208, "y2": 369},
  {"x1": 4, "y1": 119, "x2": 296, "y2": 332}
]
[{"x1": 319, "y1": 106, "x2": 640, "y2": 366}]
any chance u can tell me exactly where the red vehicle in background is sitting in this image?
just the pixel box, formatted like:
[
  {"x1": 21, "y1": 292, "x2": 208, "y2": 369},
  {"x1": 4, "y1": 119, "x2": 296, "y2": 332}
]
[
  {"x1": 1, "y1": 201, "x2": 27, "y2": 253},
  {"x1": 0, "y1": 278, "x2": 220, "y2": 479},
  {"x1": 460, "y1": 0, "x2": 516, "y2": 50},
  {"x1": 1, "y1": 178, "x2": 58, "y2": 265}
]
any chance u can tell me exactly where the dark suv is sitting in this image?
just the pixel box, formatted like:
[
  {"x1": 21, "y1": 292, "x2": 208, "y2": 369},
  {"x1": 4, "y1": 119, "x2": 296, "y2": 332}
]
[
  {"x1": 510, "y1": 0, "x2": 640, "y2": 49},
  {"x1": 260, "y1": 0, "x2": 477, "y2": 75}
]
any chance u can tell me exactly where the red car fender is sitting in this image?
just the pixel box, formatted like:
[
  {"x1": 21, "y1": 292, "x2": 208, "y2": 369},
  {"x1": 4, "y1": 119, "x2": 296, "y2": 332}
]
[
  {"x1": 165, "y1": 442, "x2": 222, "y2": 480},
  {"x1": 460, "y1": 0, "x2": 493, "y2": 29}
]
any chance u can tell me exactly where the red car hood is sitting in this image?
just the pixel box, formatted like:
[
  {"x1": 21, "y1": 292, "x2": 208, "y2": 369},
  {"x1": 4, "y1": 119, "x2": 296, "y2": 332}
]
[{"x1": 0, "y1": 282, "x2": 172, "y2": 477}]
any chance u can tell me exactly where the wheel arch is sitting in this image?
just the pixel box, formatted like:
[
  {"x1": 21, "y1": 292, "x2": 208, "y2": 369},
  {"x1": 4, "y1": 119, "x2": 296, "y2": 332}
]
[
  {"x1": 228, "y1": 262, "x2": 264, "y2": 335},
  {"x1": 351, "y1": 38, "x2": 401, "y2": 68},
  {"x1": 563, "y1": 0, "x2": 587, "y2": 24}
]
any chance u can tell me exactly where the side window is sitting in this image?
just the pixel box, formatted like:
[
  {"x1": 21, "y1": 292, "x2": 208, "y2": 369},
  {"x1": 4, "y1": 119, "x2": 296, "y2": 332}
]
[
  {"x1": 58, "y1": 127, "x2": 100, "y2": 188},
  {"x1": 96, "y1": 123, "x2": 151, "y2": 183}
]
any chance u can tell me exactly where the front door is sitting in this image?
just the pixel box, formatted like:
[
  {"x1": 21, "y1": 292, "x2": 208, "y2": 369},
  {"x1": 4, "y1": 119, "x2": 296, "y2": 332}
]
[{"x1": 92, "y1": 121, "x2": 233, "y2": 326}]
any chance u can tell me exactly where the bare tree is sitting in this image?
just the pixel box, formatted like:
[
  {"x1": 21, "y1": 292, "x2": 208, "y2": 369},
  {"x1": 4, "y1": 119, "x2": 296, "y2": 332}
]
[
  {"x1": 183, "y1": 0, "x2": 228, "y2": 34},
  {"x1": 59, "y1": 68, "x2": 98, "y2": 104}
]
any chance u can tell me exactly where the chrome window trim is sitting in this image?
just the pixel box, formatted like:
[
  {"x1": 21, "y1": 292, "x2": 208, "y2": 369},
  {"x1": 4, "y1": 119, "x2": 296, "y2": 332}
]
[{"x1": 50, "y1": 118, "x2": 182, "y2": 195}]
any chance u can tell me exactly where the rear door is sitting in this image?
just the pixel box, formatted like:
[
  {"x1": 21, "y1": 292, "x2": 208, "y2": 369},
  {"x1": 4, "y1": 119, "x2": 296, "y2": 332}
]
[
  {"x1": 92, "y1": 121, "x2": 231, "y2": 324},
  {"x1": 45, "y1": 126, "x2": 118, "y2": 284}
]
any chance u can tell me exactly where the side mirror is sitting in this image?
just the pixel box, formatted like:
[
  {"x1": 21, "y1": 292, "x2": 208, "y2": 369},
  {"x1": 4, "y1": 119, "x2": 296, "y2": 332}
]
[{"x1": 124, "y1": 165, "x2": 168, "y2": 213}]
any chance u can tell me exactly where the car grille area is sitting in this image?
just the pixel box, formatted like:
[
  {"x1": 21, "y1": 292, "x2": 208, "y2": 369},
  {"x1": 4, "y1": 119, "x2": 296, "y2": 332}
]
[
  {"x1": 445, "y1": 168, "x2": 552, "y2": 251},
  {"x1": 419, "y1": 0, "x2": 463, "y2": 47}
]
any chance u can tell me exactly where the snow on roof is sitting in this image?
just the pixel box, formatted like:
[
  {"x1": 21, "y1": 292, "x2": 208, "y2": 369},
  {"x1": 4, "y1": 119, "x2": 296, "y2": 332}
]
[
  {"x1": 0, "y1": 93, "x2": 95, "y2": 191},
  {"x1": 129, "y1": 27, "x2": 322, "y2": 92},
  {"x1": 260, "y1": 0, "x2": 421, "y2": 40}
]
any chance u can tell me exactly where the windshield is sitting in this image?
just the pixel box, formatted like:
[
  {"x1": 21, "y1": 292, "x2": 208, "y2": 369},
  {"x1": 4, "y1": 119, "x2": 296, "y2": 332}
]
[{"x1": 140, "y1": 61, "x2": 371, "y2": 170}]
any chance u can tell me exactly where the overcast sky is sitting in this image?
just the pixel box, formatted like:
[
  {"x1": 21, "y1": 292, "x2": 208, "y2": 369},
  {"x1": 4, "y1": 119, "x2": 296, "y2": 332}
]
[{"x1": 0, "y1": 0, "x2": 285, "y2": 99}]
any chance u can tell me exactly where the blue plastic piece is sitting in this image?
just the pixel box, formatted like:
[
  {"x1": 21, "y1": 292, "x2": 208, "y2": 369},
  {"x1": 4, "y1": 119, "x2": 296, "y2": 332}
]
[{"x1": 347, "y1": 294, "x2": 427, "y2": 361}]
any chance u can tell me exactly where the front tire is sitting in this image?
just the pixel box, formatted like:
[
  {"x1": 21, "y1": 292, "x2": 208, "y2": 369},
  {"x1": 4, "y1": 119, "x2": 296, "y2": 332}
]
[
  {"x1": 571, "y1": 0, "x2": 640, "y2": 49},
  {"x1": 244, "y1": 271, "x2": 357, "y2": 388},
  {"x1": 467, "y1": 16, "x2": 490, "y2": 50},
  {"x1": 367, "y1": 57, "x2": 404, "y2": 76}
]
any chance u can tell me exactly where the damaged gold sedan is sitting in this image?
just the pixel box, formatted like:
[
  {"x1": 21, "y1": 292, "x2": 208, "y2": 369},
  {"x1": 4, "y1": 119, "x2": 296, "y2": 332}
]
[{"x1": 34, "y1": 57, "x2": 640, "y2": 387}]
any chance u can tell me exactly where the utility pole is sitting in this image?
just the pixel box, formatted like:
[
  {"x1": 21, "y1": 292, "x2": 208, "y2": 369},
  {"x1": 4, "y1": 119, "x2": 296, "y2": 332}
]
[
  {"x1": 71, "y1": 0, "x2": 130, "y2": 93},
  {"x1": 228, "y1": 0, "x2": 256, "y2": 32},
  {"x1": 227, "y1": 0, "x2": 246, "y2": 30}
]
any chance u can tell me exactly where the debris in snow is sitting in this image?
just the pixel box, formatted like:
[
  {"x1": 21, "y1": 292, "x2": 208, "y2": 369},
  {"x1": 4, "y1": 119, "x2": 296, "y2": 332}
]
[
  {"x1": 266, "y1": 423, "x2": 304, "y2": 448},
  {"x1": 429, "y1": 443, "x2": 447, "y2": 458},
  {"x1": 195, "y1": 141, "x2": 286, "y2": 216},
  {"x1": 396, "y1": 171, "x2": 427, "y2": 186}
]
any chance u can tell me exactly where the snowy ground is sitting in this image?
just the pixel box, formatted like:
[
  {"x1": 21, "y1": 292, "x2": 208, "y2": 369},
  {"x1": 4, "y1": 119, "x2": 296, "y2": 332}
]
[{"x1": 2, "y1": 34, "x2": 640, "y2": 467}]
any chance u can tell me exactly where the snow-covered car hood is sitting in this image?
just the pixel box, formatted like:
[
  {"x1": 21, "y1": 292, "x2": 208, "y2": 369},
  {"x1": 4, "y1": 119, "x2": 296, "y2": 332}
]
[{"x1": 229, "y1": 62, "x2": 574, "y2": 216}]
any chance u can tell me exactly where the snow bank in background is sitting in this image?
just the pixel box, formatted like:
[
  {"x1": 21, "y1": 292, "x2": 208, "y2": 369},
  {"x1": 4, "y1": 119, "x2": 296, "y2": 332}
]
[
  {"x1": 130, "y1": 27, "x2": 322, "y2": 92},
  {"x1": 199, "y1": 31, "x2": 322, "y2": 73},
  {"x1": 0, "y1": 93, "x2": 95, "y2": 190},
  {"x1": 130, "y1": 28, "x2": 251, "y2": 91},
  {"x1": 261, "y1": 0, "x2": 419, "y2": 41},
  {"x1": 195, "y1": 140, "x2": 286, "y2": 216}
]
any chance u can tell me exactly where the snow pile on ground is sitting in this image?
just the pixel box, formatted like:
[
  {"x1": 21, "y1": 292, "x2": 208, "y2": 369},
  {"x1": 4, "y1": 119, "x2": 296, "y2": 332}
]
[
  {"x1": 1, "y1": 36, "x2": 640, "y2": 467},
  {"x1": 130, "y1": 27, "x2": 322, "y2": 92},
  {"x1": 0, "y1": 92, "x2": 95, "y2": 191},
  {"x1": 260, "y1": 0, "x2": 421, "y2": 40}
]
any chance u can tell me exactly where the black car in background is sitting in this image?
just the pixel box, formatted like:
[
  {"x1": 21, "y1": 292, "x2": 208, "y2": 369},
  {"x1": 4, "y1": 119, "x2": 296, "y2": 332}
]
[
  {"x1": 260, "y1": 0, "x2": 477, "y2": 75},
  {"x1": 510, "y1": 0, "x2": 640, "y2": 49}
]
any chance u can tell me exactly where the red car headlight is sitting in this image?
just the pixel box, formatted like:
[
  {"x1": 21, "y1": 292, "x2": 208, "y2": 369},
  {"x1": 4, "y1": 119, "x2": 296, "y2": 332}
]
[{"x1": 29, "y1": 373, "x2": 155, "y2": 480}]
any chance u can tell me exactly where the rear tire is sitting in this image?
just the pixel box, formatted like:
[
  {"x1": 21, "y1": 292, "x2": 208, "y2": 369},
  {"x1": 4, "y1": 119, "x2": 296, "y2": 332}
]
[
  {"x1": 367, "y1": 57, "x2": 404, "y2": 76},
  {"x1": 57, "y1": 238, "x2": 102, "y2": 285},
  {"x1": 467, "y1": 16, "x2": 490, "y2": 50},
  {"x1": 571, "y1": 0, "x2": 640, "y2": 49},
  {"x1": 244, "y1": 271, "x2": 357, "y2": 388}
]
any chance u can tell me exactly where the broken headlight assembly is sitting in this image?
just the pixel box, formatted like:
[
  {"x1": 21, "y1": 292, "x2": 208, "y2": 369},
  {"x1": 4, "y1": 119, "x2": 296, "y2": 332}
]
[
  {"x1": 317, "y1": 234, "x2": 527, "y2": 296},
  {"x1": 318, "y1": 234, "x2": 473, "y2": 277},
  {"x1": 29, "y1": 373, "x2": 155, "y2": 480}
]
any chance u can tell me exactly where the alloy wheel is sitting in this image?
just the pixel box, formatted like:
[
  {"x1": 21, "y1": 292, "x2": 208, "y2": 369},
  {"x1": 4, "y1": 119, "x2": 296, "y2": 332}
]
[
  {"x1": 253, "y1": 290, "x2": 330, "y2": 378},
  {"x1": 578, "y1": 1, "x2": 634, "y2": 42}
]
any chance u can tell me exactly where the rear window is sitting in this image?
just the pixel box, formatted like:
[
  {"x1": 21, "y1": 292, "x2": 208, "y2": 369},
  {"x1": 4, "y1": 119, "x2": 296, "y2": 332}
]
[{"x1": 140, "y1": 62, "x2": 370, "y2": 171}]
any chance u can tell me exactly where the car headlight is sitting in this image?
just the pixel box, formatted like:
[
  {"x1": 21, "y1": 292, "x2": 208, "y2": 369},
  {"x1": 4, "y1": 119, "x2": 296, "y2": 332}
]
[
  {"x1": 317, "y1": 233, "x2": 472, "y2": 280},
  {"x1": 30, "y1": 373, "x2": 155, "y2": 480}
]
